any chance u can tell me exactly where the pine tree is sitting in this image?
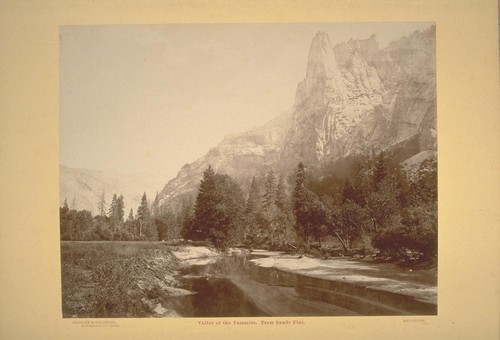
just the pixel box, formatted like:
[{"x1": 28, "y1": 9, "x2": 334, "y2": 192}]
[
  {"x1": 262, "y1": 169, "x2": 277, "y2": 209},
  {"x1": 293, "y1": 163, "x2": 306, "y2": 211},
  {"x1": 275, "y1": 175, "x2": 287, "y2": 211},
  {"x1": 107, "y1": 193, "x2": 119, "y2": 236},
  {"x1": 246, "y1": 177, "x2": 260, "y2": 214},
  {"x1": 127, "y1": 208, "x2": 134, "y2": 222},
  {"x1": 192, "y1": 166, "x2": 217, "y2": 240},
  {"x1": 275, "y1": 175, "x2": 295, "y2": 246},
  {"x1": 243, "y1": 177, "x2": 261, "y2": 242},
  {"x1": 137, "y1": 192, "x2": 150, "y2": 221},
  {"x1": 209, "y1": 174, "x2": 245, "y2": 248},
  {"x1": 98, "y1": 191, "x2": 106, "y2": 217},
  {"x1": 116, "y1": 195, "x2": 125, "y2": 224},
  {"x1": 262, "y1": 169, "x2": 279, "y2": 245},
  {"x1": 178, "y1": 196, "x2": 194, "y2": 239},
  {"x1": 108, "y1": 194, "x2": 117, "y2": 218},
  {"x1": 191, "y1": 167, "x2": 245, "y2": 249},
  {"x1": 107, "y1": 193, "x2": 124, "y2": 235},
  {"x1": 137, "y1": 192, "x2": 156, "y2": 240},
  {"x1": 292, "y1": 162, "x2": 309, "y2": 244},
  {"x1": 124, "y1": 208, "x2": 135, "y2": 239}
]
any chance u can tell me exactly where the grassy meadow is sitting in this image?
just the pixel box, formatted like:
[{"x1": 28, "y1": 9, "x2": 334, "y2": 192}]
[{"x1": 61, "y1": 241, "x2": 179, "y2": 318}]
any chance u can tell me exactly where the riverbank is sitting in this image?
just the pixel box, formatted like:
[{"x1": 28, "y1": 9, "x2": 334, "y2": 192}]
[
  {"x1": 61, "y1": 242, "x2": 202, "y2": 317},
  {"x1": 249, "y1": 251, "x2": 437, "y2": 305},
  {"x1": 61, "y1": 242, "x2": 436, "y2": 317}
]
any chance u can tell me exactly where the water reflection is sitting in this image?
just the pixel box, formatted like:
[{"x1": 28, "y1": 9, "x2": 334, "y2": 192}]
[
  {"x1": 164, "y1": 277, "x2": 268, "y2": 317},
  {"x1": 165, "y1": 253, "x2": 436, "y2": 317}
]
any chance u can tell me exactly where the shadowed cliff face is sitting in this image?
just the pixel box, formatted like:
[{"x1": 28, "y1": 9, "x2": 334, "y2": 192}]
[{"x1": 157, "y1": 26, "x2": 436, "y2": 210}]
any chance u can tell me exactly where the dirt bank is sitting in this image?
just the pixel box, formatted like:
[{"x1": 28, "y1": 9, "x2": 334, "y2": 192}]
[{"x1": 61, "y1": 242, "x2": 198, "y2": 318}]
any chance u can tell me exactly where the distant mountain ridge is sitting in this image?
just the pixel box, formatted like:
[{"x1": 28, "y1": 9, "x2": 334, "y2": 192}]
[{"x1": 59, "y1": 165, "x2": 157, "y2": 215}]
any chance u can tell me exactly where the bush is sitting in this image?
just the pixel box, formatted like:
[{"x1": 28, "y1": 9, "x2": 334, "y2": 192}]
[{"x1": 372, "y1": 224, "x2": 436, "y2": 260}]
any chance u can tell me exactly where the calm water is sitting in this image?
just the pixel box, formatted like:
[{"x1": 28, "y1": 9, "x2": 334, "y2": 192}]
[
  {"x1": 162, "y1": 253, "x2": 436, "y2": 317},
  {"x1": 163, "y1": 277, "x2": 268, "y2": 317}
]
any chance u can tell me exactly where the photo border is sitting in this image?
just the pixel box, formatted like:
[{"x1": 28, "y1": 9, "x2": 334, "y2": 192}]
[{"x1": 1, "y1": 0, "x2": 498, "y2": 339}]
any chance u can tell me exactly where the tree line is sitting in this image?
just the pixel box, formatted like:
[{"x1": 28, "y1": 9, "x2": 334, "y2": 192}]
[
  {"x1": 292, "y1": 153, "x2": 437, "y2": 260},
  {"x1": 60, "y1": 151, "x2": 437, "y2": 261},
  {"x1": 60, "y1": 192, "x2": 161, "y2": 241}
]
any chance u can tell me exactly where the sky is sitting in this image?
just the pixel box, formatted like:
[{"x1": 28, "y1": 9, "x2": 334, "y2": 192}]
[{"x1": 60, "y1": 22, "x2": 433, "y2": 189}]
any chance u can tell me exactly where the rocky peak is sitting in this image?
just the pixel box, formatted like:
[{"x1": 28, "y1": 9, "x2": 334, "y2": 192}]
[
  {"x1": 156, "y1": 26, "x2": 436, "y2": 210},
  {"x1": 285, "y1": 31, "x2": 388, "y2": 166},
  {"x1": 306, "y1": 32, "x2": 340, "y2": 83},
  {"x1": 334, "y1": 34, "x2": 380, "y2": 69},
  {"x1": 295, "y1": 31, "x2": 345, "y2": 108}
]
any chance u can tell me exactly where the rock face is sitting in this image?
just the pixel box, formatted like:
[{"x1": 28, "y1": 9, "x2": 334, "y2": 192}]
[
  {"x1": 157, "y1": 26, "x2": 436, "y2": 209},
  {"x1": 156, "y1": 111, "x2": 292, "y2": 207},
  {"x1": 281, "y1": 32, "x2": 387, "y2": 167}
]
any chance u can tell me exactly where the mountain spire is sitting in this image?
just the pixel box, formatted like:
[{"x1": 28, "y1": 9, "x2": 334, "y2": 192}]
[{"x1": 295, "y1": 31, "x2": 346, "y2": 108}]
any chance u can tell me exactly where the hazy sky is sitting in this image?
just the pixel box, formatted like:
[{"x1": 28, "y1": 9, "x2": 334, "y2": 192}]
[{"x1": 60, "y1": 22, "x2": 432, "y2": 188}]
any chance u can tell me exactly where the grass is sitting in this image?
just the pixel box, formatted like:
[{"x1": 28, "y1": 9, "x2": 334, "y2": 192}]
[
  {"x1": 61, "y1": 241, "x2": 177, "y2": 318},
  {"x1": 61, "y1": 241, "x2": 170, "y2": 260}
]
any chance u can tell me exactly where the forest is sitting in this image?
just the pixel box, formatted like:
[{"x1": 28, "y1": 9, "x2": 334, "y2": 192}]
[{"x1": 60, "y1": 151, "x2": 437, "y2": 263}]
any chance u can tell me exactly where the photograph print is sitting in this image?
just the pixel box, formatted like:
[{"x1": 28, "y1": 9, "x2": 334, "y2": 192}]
[{"x1": 59, "y1": 22, "x2": 437, "y2": 318}]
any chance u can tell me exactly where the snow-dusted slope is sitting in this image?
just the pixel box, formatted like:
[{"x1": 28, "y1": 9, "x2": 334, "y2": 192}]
[{"x1": 59, "y1": 165, "x2": 157, "y2": 214}]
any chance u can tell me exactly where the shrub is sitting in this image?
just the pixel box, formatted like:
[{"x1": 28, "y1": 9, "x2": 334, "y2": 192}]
[{"x1": 372, "y1": 224, "x2": 436, "y2": 260}]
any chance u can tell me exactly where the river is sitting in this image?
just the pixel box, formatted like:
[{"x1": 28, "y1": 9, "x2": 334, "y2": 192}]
[{"x1": 161, "y1": 250, "x2": 437, "y2": 317}]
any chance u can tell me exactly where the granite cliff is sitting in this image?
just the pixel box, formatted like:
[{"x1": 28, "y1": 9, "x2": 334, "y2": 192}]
[{"x1": 156, "y1": 26, "x2": 436, "y2": 209}]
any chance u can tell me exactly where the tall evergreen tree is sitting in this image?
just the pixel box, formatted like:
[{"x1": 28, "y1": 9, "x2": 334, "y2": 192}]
[
  {"x1": 275, "y1": 175, "x2": 287, "y2": 211},
  {"x1": 262, "y1": 169, "x2": 277, "y2": 209},
  {"x1": 108, "y1": 194, "x2": 117, "y2": 218},
  {"x1": 137, "y1": 192, "x2": 156, "y2": 240},
  {"x1": 274, "y1": 175, "x2": 296, "y2": 245},
  {"x1": 137, "y1": 192, "x2": 150, "y2": 221},
  {"x1": 127, "y1": 208, "x2": 134, "y2": 222},
  {"x1": 243, "y1": 177, "x2": 261, "y2": 240},
  {"x1": 246, "y1": 177, "x2": 261, "y2": 214},
  {"x1": 116, "y1": 195, "x2": 125, "y2": 224},
  {"x1": 178, "y1": 196, "x2": 194, "y2": 239},
  {"x1": 98, "y1": 191, "x2": 106, "y2": 217},
  {"x1": 107, "y1": 193, "x2": 124, "y2": 235},
  {"x1": 191, "y1": 166, "x2": 217, "y2": 240},
  {"x1": 191, "y1": 167, "x2": 245, "y2": 249},
  {"x1": 293, "y1": 162, "x2": 309, "y2": 245},
  {"x1": 124, "y1": 208, "x2": 136, "y2": 239},
  {"x1": 262, "y1": 169, "x2": 280, "y2": 245}
]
